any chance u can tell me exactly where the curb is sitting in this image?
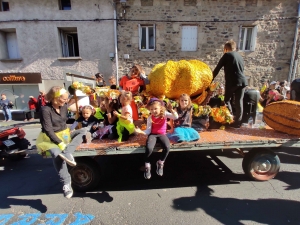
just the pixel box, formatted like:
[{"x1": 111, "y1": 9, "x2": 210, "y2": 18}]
[{"x1": 0, "y1": 119, "x2": 40, "y2": 127}]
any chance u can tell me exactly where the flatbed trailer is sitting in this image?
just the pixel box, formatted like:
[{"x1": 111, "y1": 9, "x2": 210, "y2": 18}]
[{"x1": 62, "y1": 125, "x2": 300, "y2": 191}]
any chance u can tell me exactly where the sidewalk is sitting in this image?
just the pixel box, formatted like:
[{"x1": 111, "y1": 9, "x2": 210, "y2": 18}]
[{"x1": 0, "y1": 119, "x2": 41, "y2": 128}]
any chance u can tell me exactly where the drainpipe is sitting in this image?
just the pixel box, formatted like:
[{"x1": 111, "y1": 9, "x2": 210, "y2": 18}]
[
  {"x1": 292, "y1": 50, "x2": 299, "y2": 82},
  {"x1": 113, "y1": 2, "x2": 119, "y2": 86},
  {"x1": 288, "y1": 2, "x2": 300, "y2": 83}
]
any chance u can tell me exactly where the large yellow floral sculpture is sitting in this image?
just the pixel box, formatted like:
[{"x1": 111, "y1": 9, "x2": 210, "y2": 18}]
[{"x1": 147, "y1": 60, "x2": 213, "y2": 99}]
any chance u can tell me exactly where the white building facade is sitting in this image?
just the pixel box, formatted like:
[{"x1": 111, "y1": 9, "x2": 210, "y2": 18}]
[{"x1": 0, "y1": 0, "x2": 115, "y2": 109}]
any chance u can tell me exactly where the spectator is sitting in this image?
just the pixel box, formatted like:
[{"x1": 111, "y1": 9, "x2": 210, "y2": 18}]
[
  {"x1": 24, "y1": 96, "x2": 37, "y2": 122},
  {"x1": 275, "y1": 81, "x2": 281, "y2": 93},
  {"x1": 290, "y1": 78, "x2": 300, "y2": 101},
  {"x1": 285, "y1": 89, "x2": 291, "y2": 100},
  {"x1": 266, "y1": 81, "x2": 284, "y2": 105},
  {"x1": 95, "y1": 73, "x2": 106, "y2": 87},
  {"x1": 109, "y1": 76, "x2": 117, "y2": 89},
  {"x1": 37, "y1": 91, "x2": 47, "y2": 112},
  {"x1": 0, "y1": 94, "x2": 13, "y2": 121}
]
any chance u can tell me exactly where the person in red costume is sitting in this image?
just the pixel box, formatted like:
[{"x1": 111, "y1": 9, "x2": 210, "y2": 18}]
[
  {"x1": 119, "y1": 64, "x2": 146, "y2": 120},
  {"x1": 36, "y1": 91, "x2": 47, "y2": 112},
  {"x1": 25, "y1": 96, "x2": 38, "y2": 121}
]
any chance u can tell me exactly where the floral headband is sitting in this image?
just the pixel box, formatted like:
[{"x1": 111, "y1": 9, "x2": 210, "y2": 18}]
[
  {"x1": 54, "y1": 88, "x2": 67, "y2": 98},
  {"x1": 146, "y1": 97, "x2": 164, "y2": 108}
]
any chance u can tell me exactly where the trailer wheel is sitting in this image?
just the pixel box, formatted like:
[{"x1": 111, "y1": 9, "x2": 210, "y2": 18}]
[
  {"x1": 68, "y1": 157, "x2": 101, "y2": 192},
  {"x1": 242, "y1": 148, "x2": 280, "y2": 181}
]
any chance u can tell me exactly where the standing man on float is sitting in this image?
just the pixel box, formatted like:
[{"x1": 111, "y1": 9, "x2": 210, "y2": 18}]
[{"x1": 212, "y1": 40, "x2": 248, "y2": 128}]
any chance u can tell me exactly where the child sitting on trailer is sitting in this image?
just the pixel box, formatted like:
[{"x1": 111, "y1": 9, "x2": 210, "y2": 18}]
[{"x1": 70, "y1": 105, "x2": 99, "y2": 143}]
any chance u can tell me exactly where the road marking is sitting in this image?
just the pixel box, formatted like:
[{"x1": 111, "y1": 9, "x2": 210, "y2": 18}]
[{"x1": 0, "y1": 213, "x2": 95, "y2": 225}]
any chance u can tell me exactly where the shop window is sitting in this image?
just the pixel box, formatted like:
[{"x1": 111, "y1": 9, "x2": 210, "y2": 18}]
[
  {"x1": 181, "y1": 25, "x2": 198, "y2": 51},
  {"x1": 0, "y1": 1, "x2": 9, "y2": 11},
  {"x1": 139, "y1": 24, "x2": 155, "y2": 51},
  {"x1": 59, "y1": 0, "x2": 71, "y2": 10},
  {"x1": 238, "y1": 26, "x2": 257, "y2": 51},
  {"x1": 59, "y1": 28, "x2": 79, "y2": 57},
  {"x1": 0, "y1": 85, "x2": 39, "y2": 110}
]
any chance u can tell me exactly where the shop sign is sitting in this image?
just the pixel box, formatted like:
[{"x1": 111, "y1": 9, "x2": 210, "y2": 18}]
[{"x1": 0, "y1": 73, "x2": 42, "y2": 84}]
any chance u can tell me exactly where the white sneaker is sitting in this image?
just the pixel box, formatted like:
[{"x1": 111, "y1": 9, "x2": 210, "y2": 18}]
[
  {"x1": 144, "y1": 163, "x2": 151, "y2": 179},
  {"x1": 63, "y1": 183, "x2": 73, "y2": 199},
  {"x1": 58, "y1": 153, "x2": 77, "y2": 167},
  {"x1": 156, "y1": 161, "x2": 164, "y2": 176}
]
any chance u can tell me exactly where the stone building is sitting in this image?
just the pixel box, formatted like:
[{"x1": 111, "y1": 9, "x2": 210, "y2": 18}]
[
  {"x1": 0, "y1": 0, "x2": 115, "y2": 109},
  {"x1": 115, "y1": 0, "x2": 300, "y2": 87},
  {"x1": 0, "y1": 0, "x2": 299, "y2": 111}
]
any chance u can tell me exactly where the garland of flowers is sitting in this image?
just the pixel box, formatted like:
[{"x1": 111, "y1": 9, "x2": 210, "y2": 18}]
[
  {"x1": 190, "y1": 82, "x2": 233, "y2": 124},
  {"x1": 71, "y1": 81, "x2": 94, "y2": 95},
  {"x1": 71, "y1": 81, "x2": 233, "y2": 124},
  {"x1": 210, "y1": 106, "x2": 234, "y2": 124},
  {"x1": 71, "y1": 81, "x2": 121, "y2": 100}
]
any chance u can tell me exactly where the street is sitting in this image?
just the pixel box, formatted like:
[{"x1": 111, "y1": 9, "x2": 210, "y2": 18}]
[{"x1": 0, "y1": 124, "x2": 300, "y2": 225}]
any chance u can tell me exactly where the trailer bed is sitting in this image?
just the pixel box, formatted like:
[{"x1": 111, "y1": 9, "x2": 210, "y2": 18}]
[{"x1": 74, "y1": 126, "x2": 300, "y2": 157}]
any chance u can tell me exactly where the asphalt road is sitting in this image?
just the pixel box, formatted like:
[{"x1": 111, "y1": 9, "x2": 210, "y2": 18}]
[{"x1": 0, "y1": 124, "x2": 300, "y2": 225}]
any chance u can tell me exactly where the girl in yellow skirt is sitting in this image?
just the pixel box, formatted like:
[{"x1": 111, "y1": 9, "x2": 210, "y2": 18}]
[
  {"x1": 113, "y1": 91, "x2": 135, "y2": 142},
  {"x1": 36, "y1": 86, "x2": 86, "y2": 199}
]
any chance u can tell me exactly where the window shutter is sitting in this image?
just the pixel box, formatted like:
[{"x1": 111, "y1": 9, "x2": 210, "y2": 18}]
[
  {"x1": 60, "y1": 30, "x2": 66, "y2": 57},
  {"x1": 181, "y1": 26, "x2": 198, "y2": 51},
  {"x1": 250, "y1": 26, "x2": 257, "y2": 51},
  {"x1": 153, "y1": 24, "x2": 156, "y2": 51},
  {"x1": 138, "y1": 24, "x2": 141, "y2": 51},
  {"x1": 238, "y1": 25, "x2": 242, "y2": 51},
  {"x1": 6, "y1": 32, "x2": 20, "y2": 59}
]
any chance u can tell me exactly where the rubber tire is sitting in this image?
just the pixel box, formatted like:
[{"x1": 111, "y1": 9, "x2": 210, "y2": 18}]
[
  {"x1": 242, "y1": 148, "x2": 280, "y2": 181},
  {"x1": 7, "y1": 137, "x2": 30, "y2": 160},
  {"x1": 68, "y1": 157, "x2": 101, "y2": 192}
]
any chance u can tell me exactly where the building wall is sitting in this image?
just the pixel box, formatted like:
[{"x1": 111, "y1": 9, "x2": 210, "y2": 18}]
[
  {"x1": 116, "y1": 0, "x2": 300, "y2": 87},
  {"x1": 0, "y1": 0, "x2": 115, "y2": 84}
]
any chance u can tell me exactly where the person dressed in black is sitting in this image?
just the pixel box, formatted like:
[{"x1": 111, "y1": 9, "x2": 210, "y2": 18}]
[
  {"x1": 212, "y1": 40, "x2": 248, "y2": 128},
  {"x1": 290, "y1": 78, "x2": 300, "y2": 101},
  {"x1": 36, "y1": 86, "x2": 86, "y2": 199}
]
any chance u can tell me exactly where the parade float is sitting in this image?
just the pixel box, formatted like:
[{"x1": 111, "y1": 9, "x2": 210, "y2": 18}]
[{"x1": 54, "y1": 59, "x2": 300, "y2": 192}]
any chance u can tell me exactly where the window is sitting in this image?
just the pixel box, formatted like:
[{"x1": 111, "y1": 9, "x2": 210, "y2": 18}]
[
  {"x1": 246, "y1": 0, "x2": 258, "y2": 6},
  {"x1": 238, "y1": 26, "x2": 257, "y2": 51},
  {"x1": 141, "y1": 0, "x2": 153, "y2": 6},
  {"x1": 59, "y1": 28, "x2": 79, "y2": 57},
  {"x1": 181, "y1": 25, "x2": 198, "y2": 51},
  {"x1": 139, "y1": 24, "x2": 155, "y2": 51},
  {"x1": 0, "y1": 1, "x2": 9, "y2": 11},
  {"x1": 0, "y1": 30, "x2": 20, "y2": 59},
  {"x1": 59, "y1": 0, "x2": 71, "y2": 10},
  {"x1": 6, "y1": 32, "x2": 20, "y2": 58},
  {"x1": 184, "y1": 0, "x2": 197, "y2": 6}
]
